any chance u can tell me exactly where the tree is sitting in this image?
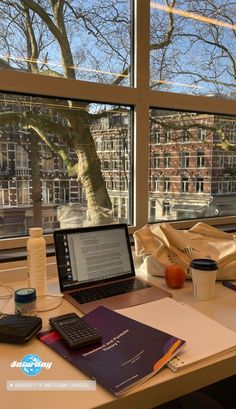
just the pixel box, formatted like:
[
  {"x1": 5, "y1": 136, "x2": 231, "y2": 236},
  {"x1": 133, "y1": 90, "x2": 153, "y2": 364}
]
[
  {"x1": 150, "y1": 0, "x2": 236, "y2": 96},
  {"x1": 0, "y1": 0, "x2": 131, "y2": 225}
]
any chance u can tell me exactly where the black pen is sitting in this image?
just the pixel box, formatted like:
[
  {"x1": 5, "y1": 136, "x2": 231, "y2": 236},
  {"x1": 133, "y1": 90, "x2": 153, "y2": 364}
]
[{"x1": 222, "y1": 281, "x2": 236, "y2": 291}]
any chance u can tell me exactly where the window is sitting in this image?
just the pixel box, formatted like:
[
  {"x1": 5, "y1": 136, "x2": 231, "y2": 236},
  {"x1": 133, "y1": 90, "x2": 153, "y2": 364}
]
[
  {"x1": 1, "y1": 1, "x2": 236, "y2": 244},
  {"x1": 198, "y1": 128, "x2": 207, "y2": 141},
  {"x1": 1, "y1": 1, "x2": 132, "y2": 86},
  {"x1": 58, "y1": 180, "x2": 70, "y2": 203},
  {"x1": 150, "y1": 2, "x2": 236, "y2": 98},
  {"x1": 0, "y1": 143, "x2": 9, "y2": 169},
  {"x1": 181, "y1": 177, "x2": 189, "y2": 193},
  {"x1": 163, "y1": 177, "x2": 171, "y2": 192},
  {"x1": 162, "y1": 201, "x2": 170, "y2": 216},
  {"x1": 0, "y1": 181, "x2": 10, "y2": 206},
  {"x1": 152, "y1": 175, "x2": 160, "y2": 191},
  {"x1": 149, "y1": 199, "x2": 157, "y2": 222},
  {"x1": 183, "y1": 130, "x2": 190, "y2": 142},
  {"x1": 197, "y1": 151, "x2": 205, "y2": 168},
  {"x1": 15, "y1": 144, "x2": 28, "y2": 169},
  {"x1": 164, "y1": 153, "x2": 171, "y2": 168},
  {"x1": 153, "y1": 131, "x2": 161, "y2": 144},
  {"x1": 196, "y1": 177, "x2": 204, "y2": 193},
  {"x1": 153, "y1": 153, "x2": 161, "y2": 168},
  {"x1": 224, "y1": 175, "x2": 233, "y2": 193},
  {"x1": 42, "y1": 181, "x2": 54, "y2": 204},
  {"x1": 181, "y1": 152, "x2": 189, "y2": 168},
  {"x1": 16, "y1": 180, "x2": 30, "y2": 205},
  {"x1": 41, "y1": 145, "x2": 54, "y2": 171},
  {"x1": 164, "y1": 131, "x2": 171, "y2": 143}
]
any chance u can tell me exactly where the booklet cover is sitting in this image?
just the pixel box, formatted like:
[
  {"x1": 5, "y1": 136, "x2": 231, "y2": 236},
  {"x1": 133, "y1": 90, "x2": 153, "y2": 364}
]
[{"x1": 38, "y1": 305, "x2": 185, "y2": 396}]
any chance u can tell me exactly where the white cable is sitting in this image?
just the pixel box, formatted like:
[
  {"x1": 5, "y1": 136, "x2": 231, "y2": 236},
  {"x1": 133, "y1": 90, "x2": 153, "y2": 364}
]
[
  {"x1": 0, "y1": 281, "x2": 64, "y2": 313},
  {"x1": 0, "y1": 281, "x2": 14, "y2": 299},
  {"x1": 36, "y1": 294, "x2": 64, "y2": 312}
]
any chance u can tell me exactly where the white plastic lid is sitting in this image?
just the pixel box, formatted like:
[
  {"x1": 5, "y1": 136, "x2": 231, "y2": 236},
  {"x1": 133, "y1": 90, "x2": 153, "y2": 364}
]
[{"x1": 29, "y1": 227, "x2": 43, "y2": 237}]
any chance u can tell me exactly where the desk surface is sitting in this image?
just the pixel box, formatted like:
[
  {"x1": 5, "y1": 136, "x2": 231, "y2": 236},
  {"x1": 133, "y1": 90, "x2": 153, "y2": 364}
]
[{"x1": 0, "y1": 269, "x2": 236, "y2": 409}]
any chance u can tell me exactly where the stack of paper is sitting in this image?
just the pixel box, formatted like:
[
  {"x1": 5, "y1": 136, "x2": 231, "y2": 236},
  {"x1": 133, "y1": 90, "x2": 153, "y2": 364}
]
[{"x1": 118, "y1": 297, "x2": 236, "y2": 371}]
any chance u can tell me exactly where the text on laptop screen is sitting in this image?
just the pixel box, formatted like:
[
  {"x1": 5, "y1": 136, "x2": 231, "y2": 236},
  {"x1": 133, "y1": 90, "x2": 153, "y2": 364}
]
[{"x1": 57, "y1": 228, "x2": 133, "y2": 289}]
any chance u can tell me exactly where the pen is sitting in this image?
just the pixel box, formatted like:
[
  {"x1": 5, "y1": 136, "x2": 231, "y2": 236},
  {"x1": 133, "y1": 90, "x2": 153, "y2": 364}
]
[{"x1": 222, "y1": 281, "x2": 236, "y2": 291}]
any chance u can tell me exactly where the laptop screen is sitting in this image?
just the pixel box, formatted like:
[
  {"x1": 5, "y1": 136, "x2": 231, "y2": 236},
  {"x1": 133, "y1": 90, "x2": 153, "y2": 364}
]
[{"x1": 54, "y1": 224, "x2": 135, "y2": 291}]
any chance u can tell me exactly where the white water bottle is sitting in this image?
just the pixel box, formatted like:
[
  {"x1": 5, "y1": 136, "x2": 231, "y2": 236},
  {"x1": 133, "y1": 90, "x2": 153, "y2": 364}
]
[{"x1": 27, "y1": 227, "x2": 47, "y2": 297}]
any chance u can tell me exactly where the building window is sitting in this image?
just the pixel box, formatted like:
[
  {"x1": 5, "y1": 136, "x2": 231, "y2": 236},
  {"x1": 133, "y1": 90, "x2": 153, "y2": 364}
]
[
  {"x1": 15, "y1": 144, "x2": 28, "y2": 168},
  {"x1": 152, "y1": 176, "x2": 160, "y2": 191},
  {"x1": 112, "y1": 197, "x2": 119, "y2": 218},
  {"x1": 42, "y1": 181, "x2": 54, "y2": 204},
  {"x1": 224, "y1": 175, "x2": 233, "y2": 193},
  {"x1": 153, "y1": 153, "x2": 161, "y2": 168},
  {"x1": 162, "y1": 201, "x2": 170, "y2": 216},
  {"x1": 163, "y1": 177, "x2": 171, "y2": 192},
  {"x1": 181, "y1": 152, "x2": 189, "y2": 168},
  {"x1": 120, "y1": 198, "x2": 127, "y2": 220},
  {"x1": 58, "y1": 180, "x2": 70, "y2": 203},
  {"x1": 153, "y1": 131, "x2": 161, "y2": 144},
  {"x1": 41, "y1": 145, "x2": 54, "y2": 171},
  {"x1": 196, "y1": 177, "x2": 204, "y2": 193},
  {"x1": 197, "y1": 151, "x2": 205, "y2": 168},
  {"x1": 164, "y1": 131, "x2": 171, "y2": 143},
  {"x1": 164, "y1": 153, "x2": 171, "y2": 168},
  {"x1": 198, "y1": 128, "x2": 207, "y2": 141},
  {"x1": 17, "y1": 180, "x2": 30, "y2": 205},
  {"x1": 181, "y1": 177, "x2": 189, "y2": 193},
  {"x1": 0, "y1": 181, "x2": 10, "y2": 206},
  {"x1": 103, "y1": 161, "x2": 111, "y2": 170},
  {"x1": 183, "y1": 130, "x2": 190, "y2": 142},
  {"x1": 150, "y1": 200, "x2": 157, "y2": 221},
  {"x1": 0, "y1": 143, "x2": 9, "y2": 169}
]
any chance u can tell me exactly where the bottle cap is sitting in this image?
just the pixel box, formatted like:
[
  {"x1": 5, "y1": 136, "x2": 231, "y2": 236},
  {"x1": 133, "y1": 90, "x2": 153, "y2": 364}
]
[
  {"x1": 29, "y1": 227, "x2": 43, "y2": 237},
  {"x1": 190, "y1": 259, "x2": 218, "y2": 271},
  {"x1": 15, "y1": 288, "x2": 36, "y2": 303}
]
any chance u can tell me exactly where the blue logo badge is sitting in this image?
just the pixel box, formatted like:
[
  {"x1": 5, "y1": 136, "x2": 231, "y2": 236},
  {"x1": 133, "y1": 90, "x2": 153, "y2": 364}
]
[
  {"x1": 19, "y1": 354, "x2": 43, "y2": 376},
  {"x1": 10, "y1": 354, "x2": 53, "y2": 376},
  {"x1": 20, "y1": 354, "x2": 42, "y2": 376}
]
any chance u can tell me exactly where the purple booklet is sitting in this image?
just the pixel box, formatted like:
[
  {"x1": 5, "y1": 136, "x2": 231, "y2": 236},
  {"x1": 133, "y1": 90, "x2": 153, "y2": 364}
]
[{"x1": 38, "y1": 306, "x2": 185, "y2": 396}]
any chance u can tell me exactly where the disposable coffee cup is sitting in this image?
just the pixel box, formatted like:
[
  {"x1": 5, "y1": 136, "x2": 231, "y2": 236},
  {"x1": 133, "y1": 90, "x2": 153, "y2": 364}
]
[{"x1": 190, "y1": 259, "x2": 218, "y2": 301}]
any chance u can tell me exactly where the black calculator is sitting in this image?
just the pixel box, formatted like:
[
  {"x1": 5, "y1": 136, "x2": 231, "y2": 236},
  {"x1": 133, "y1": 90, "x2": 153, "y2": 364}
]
[{"x1": 49, "y1": 312, "x2": 102, "y2": 349}]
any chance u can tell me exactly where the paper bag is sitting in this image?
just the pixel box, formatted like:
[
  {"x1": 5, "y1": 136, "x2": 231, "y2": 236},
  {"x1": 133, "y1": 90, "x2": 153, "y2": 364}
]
[{"x1": 134, "y1": 222, "x2": 236, "y2": 280}]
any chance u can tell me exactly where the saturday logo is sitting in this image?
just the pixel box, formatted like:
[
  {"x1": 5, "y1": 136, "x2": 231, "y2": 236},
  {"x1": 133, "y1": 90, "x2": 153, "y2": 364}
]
[{"x1": 10, "y1": 353, "x2": 52, "y2": 376}]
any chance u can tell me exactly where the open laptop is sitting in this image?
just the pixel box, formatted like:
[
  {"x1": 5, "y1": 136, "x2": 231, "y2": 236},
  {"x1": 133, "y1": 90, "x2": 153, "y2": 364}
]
[{"x1": 54, "y1": 223, "x2": 171, "y2": 314}]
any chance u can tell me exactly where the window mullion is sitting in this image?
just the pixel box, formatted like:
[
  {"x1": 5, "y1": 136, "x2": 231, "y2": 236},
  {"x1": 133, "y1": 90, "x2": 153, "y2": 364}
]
[{"x1": 134, "y1": 0, "x2": 150, "y2": 228}]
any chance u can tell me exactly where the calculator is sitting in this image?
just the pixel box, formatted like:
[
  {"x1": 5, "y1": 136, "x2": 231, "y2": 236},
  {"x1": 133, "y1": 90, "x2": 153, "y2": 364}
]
[{"x1": 49, "y1": 312, "x2": 102, "y2": 349}]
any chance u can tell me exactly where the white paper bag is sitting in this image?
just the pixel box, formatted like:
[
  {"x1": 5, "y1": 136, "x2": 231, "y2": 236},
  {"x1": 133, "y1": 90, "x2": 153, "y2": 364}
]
[{"x1": 134, "y1": 222, "x2": 236, "y2": 280}]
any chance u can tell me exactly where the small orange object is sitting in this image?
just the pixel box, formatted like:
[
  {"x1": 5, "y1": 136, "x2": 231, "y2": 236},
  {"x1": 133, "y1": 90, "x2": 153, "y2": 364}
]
[{"x1": 164, "y1": 264, "x2": 186, "y2": 289}]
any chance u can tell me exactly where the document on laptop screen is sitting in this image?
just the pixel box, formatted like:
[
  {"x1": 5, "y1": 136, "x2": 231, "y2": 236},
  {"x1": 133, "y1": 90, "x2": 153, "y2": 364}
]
[{"x1": 67, "y1": 229, "x2": 132, "y2": 284}]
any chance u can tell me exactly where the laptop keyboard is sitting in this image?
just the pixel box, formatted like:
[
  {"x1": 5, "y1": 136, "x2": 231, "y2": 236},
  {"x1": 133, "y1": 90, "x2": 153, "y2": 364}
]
[{"x1": 71, "y1": 279, "x2": 151, "y2": 304}]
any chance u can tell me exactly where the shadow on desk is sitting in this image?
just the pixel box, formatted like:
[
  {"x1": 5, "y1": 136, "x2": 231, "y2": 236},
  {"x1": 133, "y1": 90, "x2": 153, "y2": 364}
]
[{"x1": 154, "y1": 375, "x2": 236, "y2": 409}]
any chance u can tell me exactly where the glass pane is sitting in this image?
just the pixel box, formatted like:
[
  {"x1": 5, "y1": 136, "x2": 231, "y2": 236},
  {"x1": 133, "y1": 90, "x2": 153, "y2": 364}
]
[
  {"x1": 0, "y1": 92, "x2": 132, "y2": 238},
  {"x1": 150, "y1": 1, "x2": 236, "y2": 98},
  {"x1": 0, "y1": 1, "x2": 131, "y2": 86},
  {"x1": 149, "y1": 108, "x2": 236, "y2": 222}
]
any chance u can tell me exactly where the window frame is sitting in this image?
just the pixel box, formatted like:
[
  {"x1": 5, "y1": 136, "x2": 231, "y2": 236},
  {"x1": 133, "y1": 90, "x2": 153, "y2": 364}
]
[{"x1": 1, "y1": 0, "x2": 236, "y2": 252}]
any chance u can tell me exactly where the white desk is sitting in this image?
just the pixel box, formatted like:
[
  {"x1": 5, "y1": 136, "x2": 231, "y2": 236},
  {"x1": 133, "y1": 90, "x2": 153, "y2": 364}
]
[{"x1": 0, "y1": 272, "x2": 236, "y2": 409}]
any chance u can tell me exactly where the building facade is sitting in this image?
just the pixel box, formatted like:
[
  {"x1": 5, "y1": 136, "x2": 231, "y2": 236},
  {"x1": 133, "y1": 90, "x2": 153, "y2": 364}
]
[{"x1": 1, "y1": 108, "x2": 236, "y2": 237}]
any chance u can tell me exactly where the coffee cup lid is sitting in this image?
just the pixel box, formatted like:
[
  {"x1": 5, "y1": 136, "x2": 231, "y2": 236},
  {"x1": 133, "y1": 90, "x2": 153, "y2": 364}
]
[{"x1": 190, "y1": 259, "x2": 218, "y2": 271}]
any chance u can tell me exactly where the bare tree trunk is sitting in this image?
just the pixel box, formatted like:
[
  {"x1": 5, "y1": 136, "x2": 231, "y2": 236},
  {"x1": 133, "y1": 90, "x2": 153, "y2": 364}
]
[{"x1": 76, "y1": 143, "x2": 113, "y2": 225}]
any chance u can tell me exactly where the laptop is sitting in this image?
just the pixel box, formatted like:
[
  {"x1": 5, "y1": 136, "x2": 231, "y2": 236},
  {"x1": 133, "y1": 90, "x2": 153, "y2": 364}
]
[{"x1": 54, "y1": 223, "x2": 171, "y2": 314}]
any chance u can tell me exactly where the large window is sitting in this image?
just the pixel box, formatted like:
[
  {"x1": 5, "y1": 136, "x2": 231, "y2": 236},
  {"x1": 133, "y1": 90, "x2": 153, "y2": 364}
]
[
  {"x1": 0, "y1": 1, "x2": 132, "y2": 86},
  {"x1": 149, "y1": 109, "x2": 236, "y2": 221},
  {"x1": 1, "y1": 1, "x2": 236, "y2": 245},
  {"x1": 0, "y1": 93, "x2": 132, "y2": 237},
  {"x1": 150, "y1": 1, "x2": 236, "y2": 98}
]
